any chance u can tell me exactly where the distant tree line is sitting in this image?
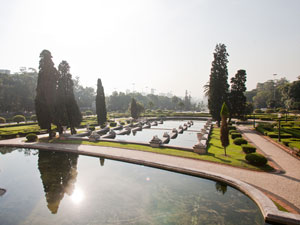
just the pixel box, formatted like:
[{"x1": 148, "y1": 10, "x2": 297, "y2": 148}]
[{"x1": 245, "y1": 77, "x2": 300, "y2": 111}]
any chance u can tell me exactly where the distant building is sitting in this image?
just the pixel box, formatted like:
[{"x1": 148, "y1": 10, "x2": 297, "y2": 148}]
[{"x1": 0, "y1": 69, "x2": 10, "y2": 75}]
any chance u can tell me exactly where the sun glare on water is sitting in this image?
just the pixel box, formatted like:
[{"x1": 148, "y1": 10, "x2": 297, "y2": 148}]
[{"x1": 71, "y1": 188, "x2": 85, "y2": 204}]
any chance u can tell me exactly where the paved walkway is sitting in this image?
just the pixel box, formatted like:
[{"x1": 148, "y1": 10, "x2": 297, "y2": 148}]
[{"x1": 1, "y1": 126, "x2": 300, "y2": 213}]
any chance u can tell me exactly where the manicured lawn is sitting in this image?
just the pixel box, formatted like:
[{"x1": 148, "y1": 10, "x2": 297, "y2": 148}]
[{"x1": 40, "y1": 127, "x2": 274, "y2": 171}]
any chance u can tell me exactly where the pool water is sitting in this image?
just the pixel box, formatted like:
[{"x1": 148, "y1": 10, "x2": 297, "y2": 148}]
[
  {"x1": 0, "y1": 147, "x2": 267, "y2": 225},
  {"x1": 116, "y1": 120, "x2": 205, "y2": 148}
]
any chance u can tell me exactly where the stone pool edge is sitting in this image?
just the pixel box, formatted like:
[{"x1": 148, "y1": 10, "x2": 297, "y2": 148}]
[{"x1": 1, "y1": 142, "x2": 300, "y2": 225}]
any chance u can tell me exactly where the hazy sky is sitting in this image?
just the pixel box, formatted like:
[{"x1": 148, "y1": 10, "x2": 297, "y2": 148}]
[{"x1": 0, "y1": 0, "x2": 299, "y2": 98}]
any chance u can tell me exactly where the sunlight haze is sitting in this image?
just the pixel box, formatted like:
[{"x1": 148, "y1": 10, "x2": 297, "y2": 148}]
[{"x1": 0, "y1": 0, "x2": 299, "y2": 98}]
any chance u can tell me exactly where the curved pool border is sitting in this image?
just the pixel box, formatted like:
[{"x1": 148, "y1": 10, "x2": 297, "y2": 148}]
[{"x1": 1, "y1": 142, "x2": 300, "y2": 225}]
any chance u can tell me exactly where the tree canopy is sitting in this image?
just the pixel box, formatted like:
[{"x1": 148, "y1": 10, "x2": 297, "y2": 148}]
[
  {"x1": 96, "y1": 78, "x2": 107, "y2": 126},
  {"x1": 207, "y1": 43, "x2": 229, "y2": 125},
  {"x1": 35, "y1": 50, "x2": 58, "y2": 134}
]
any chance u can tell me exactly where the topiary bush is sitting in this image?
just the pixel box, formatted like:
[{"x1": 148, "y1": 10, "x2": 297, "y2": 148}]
[
  {"x1": 254, "y1": 109, "x2": 263, "y2": 113},
  {"x1": 228, "y1": 125, "x2": 236, "y2": 130},
  {"x1": 12, "y1": 115, "x2": 26, "y2": 124},
  {"x1": 241, "y1": 144, "x2": 256, "y2": 154},
  {"x1": 26, "y1": 133, "x2": 38, "y2": 142},
  {"x1": 233, "y1": 138, "x2": 248, "y2": 145},
  {"x1": 265, "y1": 109, "x2": 275, "y2": 113},
  {"x1": 85, "y1": 110, "x2": 93, "y2": 116},
  {"x1": 229, "y1": 130, "x2": 238, "y2": 135},
  {"x1": 109, "y1": 122, "x2": 117, "y2": 127},
  {"x1": 89, "y1": 126, "x2": 95, "y2": 131},
  {"x1": 0, "y1": 117, "x2": 6, "y2": 124},
  {"x1": 231, "y1": 133, "x2": 242, "y2": 139},
  {"x1": 30, "y1": 115, "x2": 37, "y2": 122},
  {"x1": 245, "y1": 153, "x2": 267, "y2": 166}
]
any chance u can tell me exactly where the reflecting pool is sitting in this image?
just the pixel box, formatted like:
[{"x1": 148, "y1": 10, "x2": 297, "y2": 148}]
[
  {"x1": 116, "y1": 120, "x2": 205, "y2": 148},
  {"x1": 0, "y1": 147, "x2": 267, "y2": 225}
]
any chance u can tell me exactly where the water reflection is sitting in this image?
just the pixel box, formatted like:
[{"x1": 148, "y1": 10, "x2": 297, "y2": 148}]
[
  {"x1": 215, "y1": 181, "x2": 228, "y2": 195},
  {"x1": 38, "y1": 151, "x2": 78, "y2": 214},
  {"x1": 99, "y1": 157, "x2": 105, "y2": 166}
]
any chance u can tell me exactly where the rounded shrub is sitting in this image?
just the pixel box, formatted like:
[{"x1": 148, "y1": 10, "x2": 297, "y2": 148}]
[
  {"x1": 228, "y1": 125, "x2": 236, "y2": 130},
  {"x1": 30, "y1": 115, "x2": 37, "y2": 122},
  {"x1": 120, "y1": 121, "x2": 125, "y2": 125},
  {"x1": 241, "y1": 144, "x2": 256, "y2": 154},
  {"x1": 229, "y1": 130, "x2": 238, "y2": 135},
  {"x1": 109, "y1": 122, "x2": 117, "y2": 127},
  {"x1": 231, "y1": 133, "x2": 242, "y2": 139},
  {"x1": 0, "y1": 117, "x2": 6, "y2": 124},
  {"x1": 89, "y1": 126, "x2": 95, "y2": 131},
  {"x1": 265, "y1": 109, "x2": 275, "y2": 114},
  {"x1": 12, "y1": 115, "x2": 26, "y2": 124},
  {"x1": 254, "y1": 109, "x2": 263, "y2": 114},
  {"x1": 85, "y1": 110, "x2": 93, "y2": 116},
  {"x1": 245, "y1": 153, "x2": 267, "y2": 166},
  {"x1": 26, "y1": 133, "x2": 38, "y2": 142},
  {"x1": 233, "y1": 138, "x2": 248, "y2": 145}
]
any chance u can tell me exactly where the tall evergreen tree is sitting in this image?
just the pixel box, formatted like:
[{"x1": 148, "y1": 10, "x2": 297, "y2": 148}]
[
  {"x1": 55, "y1": 61, "x2": 82, "y2": 134},
  {"x1": 96, "y1": 78, "x2": 107, "y2": 126},
  {"x1": 207, "y1": 44, "x2": 229, "y2": 126},
  {"x1": 228, "y1": 70, "x2": 247, "y2": 120},
  {"x1": 35, "y1": 50, "x2": 58, "y2": 137},
  {"x1": 220, "y1": 102, "x2": 229, "y2": 156},
  {"x1": 130, "y1": 98, "x2": 138, "y2": 119}
]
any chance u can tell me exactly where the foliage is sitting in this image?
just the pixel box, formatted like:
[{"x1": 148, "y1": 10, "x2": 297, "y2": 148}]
[
  {"x1": 73, "y1": 76, "x2": 95, "y2": 109},
  {"x1": 85, "y1": 110, "x2": 93, "y2": 115},
  {"x1": 228, "y1": 125, "x2": 236, "y2": 130},
  {"x1": 233, "y1": 138, "x2": 248, "y2": 145},
  {"x1": 35, "y1": 49, "x2": 58, "y2": 135},
  {"x1": 54, "y1": 61, "x2": 82, "y2": 134},
  {"x1": 231, "y1": 133, "x2": 242, "y2": 139},
  {"x1": 245, "y1": 153, "x2": 267, "y2": 166},
  {"x1": 228, "y1": 70, "x2": 247, "y2": 119},
  {"x1": 220, "y1": 102, "x2": 229, "y2": 155},
  {"x1": 0, "y1": 70, "x2": 37, "y2": 113},
  {"x1": 109, "y1": 122, "x2": 117, "y2": 127},
  {"x1": 207, "y1": 44, "x2": 229, "y2": 125},
  {"x1": 26, "y1": 133, "x2": 38, "y2": 142},
  {"x1": 241, "y1": 144, "x2": 256, "y2": 154},
  {"x1": 267, "y1": 132, "x2": 292, "y2": 139},
  {"x1": 13, "y1": 115, "x2": 26, "y2": 123},
  {"x1": 96, "y1": 78, "x2": 107, "y2": 126},
  {"x1": 281, "y1": 128, "x2": 300, "y2": 138},
  {"x1": 30, "y1": 115, "x2": 37, "y2": 121},
  {"x1": 265, "y1": 109, "x2": 275, "y2": 113},
  {"x1": 0, "y1": 117, "x2": 6, "y2": 123},
  {"x1": 254, "y1": 109, "x2": 263, "y2": 113}
]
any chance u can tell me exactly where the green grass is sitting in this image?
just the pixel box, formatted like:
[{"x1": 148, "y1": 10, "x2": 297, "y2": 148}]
[
  {"x1": 40, "y1": 127, "x2": 274, "y2": 172},
  {"x1": 272, "y1": 200, "x2": 289, "y2": 212}
]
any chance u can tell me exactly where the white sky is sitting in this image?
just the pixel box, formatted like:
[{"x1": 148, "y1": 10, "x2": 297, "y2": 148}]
[{"x1": 0, "y1": 0, "x2": 299, "y2": 98}]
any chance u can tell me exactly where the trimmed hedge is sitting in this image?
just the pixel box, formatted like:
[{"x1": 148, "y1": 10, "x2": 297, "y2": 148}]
[
  {"x1": 0, "y1": 117, "x2": 6, "y2": 124},
  {"x1": 109, "y1": 122, "x2": 117, "y2": 127},
  {"x1": 241, "y1": 144, "x2": 256, "y2": 154},
  {"x1": 13, "y1": 115, "x2": 26, "y2": 124},
  {"x1": 231, "y1": 133, "x2": 242, "y2": 139},
  {"x1": 228, "y1": 125, "x2": 236, "y2": 130},
  {"x1": 267, "y1": 132, "x2": 292, "y2": 139},
  {"x1": 229, "y1": 130, "x2": 239, "y2": 135},
  {"x1": 30, "y1": 115, "x2": 37, "y2": 121},
  {"x1": 245, "y1": 153, "x2": 268, "y2": 166},
  {"x1": 233, "y1": 138, "x2": 248, "y2": 145},
  {"x1": 26, "y1": 133, "x2": 38, "y2": 142}
]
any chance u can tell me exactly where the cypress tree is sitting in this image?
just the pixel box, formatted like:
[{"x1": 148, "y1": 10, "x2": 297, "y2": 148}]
[
  {"x1": 228, "y1": 70, "x2": 247, "y2": 120},
  {"x1": 96, "y1": 78, "x2": 107, "y2": 126},
  {"x1": 220, "y1": 102, "x2": 229, "y2": 156},
  {"x1": 55, "y1": 61, "x2": 82, "y2": 134},
  {"x1": 35, "y1": 50, "x2": 58, "y2": 138},
  {"x1": 207, "y1": 44, "x2": 229, "y2": 126},
  {"x1": 130, "y1": 98, "x2": 138, "y2": 119}
]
